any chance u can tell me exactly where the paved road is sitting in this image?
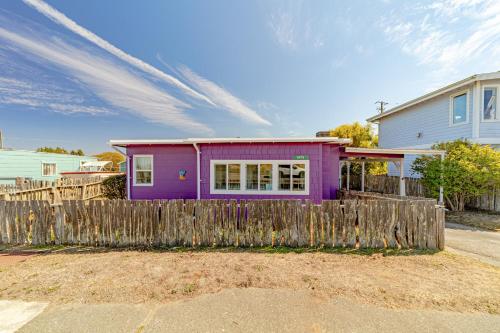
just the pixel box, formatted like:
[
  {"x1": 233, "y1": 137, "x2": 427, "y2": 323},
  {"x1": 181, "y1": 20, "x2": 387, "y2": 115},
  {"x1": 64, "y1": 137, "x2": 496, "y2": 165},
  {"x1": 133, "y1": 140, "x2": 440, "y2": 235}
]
[
  {"x1": 445, "y1": 222, "x2": 500, "y2": 267},
  {"x1": 3, "y1": 289, "x2": 500, "y2": 333}
]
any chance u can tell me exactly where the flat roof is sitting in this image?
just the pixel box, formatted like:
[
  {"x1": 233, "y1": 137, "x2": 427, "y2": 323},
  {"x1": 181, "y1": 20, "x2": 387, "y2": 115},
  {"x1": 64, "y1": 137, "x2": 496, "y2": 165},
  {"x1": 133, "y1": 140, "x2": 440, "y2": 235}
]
[
  {"x1": 367, "y1": 71, "x2": 500, "y2": 122},
  {"x1": 344, "y1": 147, "x2": 445, "y2": 155},
  {"x1": 109, "y1": 137, "x2": 352, "y2": 147}
]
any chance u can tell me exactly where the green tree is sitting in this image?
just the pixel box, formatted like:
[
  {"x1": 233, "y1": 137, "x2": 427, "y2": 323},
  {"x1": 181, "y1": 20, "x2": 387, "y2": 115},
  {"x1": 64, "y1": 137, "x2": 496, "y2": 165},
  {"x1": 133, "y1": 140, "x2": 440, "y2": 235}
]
[
  {"x1": 329, "y1": 122, "x2": 387, "y2": 175},
  {"x1": 94, "y1": 151, "x2": 125, "y2": 172},
  {"x1": 412, "y1": 140, "x2": 500, "y2": 211},
  {"x1": 37, "y1": 147, "x2": 85, "y2": 155}
]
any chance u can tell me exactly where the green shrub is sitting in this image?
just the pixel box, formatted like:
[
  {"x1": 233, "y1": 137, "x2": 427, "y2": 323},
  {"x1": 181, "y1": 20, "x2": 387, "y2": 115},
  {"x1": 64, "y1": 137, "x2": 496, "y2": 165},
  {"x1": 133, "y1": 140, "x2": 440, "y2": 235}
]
[
  {"x1": 102, "y1": 174, "x2": 126, "y2": 199},
  {"x1": 412, "y1": 140, "x2": 500, "y2": 211}
]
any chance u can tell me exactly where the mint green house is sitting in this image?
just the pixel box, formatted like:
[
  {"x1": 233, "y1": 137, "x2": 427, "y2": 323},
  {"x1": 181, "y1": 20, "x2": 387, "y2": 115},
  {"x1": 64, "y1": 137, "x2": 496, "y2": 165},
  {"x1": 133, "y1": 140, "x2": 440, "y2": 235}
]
[{"x1": 0, "y1": 149, "x2": 97, "y2": 185}]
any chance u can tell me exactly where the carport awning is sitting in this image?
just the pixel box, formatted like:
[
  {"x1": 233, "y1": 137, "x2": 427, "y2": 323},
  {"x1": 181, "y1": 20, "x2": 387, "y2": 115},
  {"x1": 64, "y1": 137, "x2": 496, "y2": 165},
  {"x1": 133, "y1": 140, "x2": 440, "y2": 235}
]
[
  {"x1": 339, "y1": 147, "x2": 445, "y2": 161},
  {"x1": 338, "y1": 147, "x2": 445, "y2": 203}
]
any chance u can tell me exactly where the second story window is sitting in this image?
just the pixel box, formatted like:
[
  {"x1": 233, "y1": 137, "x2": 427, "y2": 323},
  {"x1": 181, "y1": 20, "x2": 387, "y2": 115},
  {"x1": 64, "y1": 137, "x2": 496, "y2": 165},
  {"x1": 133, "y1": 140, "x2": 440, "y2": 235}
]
[
  {"x1": 483, "y1": 87, "x2": 498, "y2": 121},
  {"x1": 451, "y1": 92, "x2": 468, "y2": 125}
]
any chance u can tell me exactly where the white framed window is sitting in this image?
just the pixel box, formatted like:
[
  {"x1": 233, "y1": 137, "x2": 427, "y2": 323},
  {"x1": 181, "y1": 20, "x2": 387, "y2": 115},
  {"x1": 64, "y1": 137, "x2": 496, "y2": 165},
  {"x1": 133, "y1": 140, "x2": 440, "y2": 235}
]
[
  {"x1": 41, "y1": 162, "x2": 56, "y2": 176},
  {"x1": 482, "y1": 86, "x2": 499, "y2": 122},
  {"x1": 210, "y1": 160, "x2": 309, "y2": 195},
  {"x1": 449, "y1": 90, "x2": 469, "y2": 126},
  {"x1": 133, "y1": 155, "x2": 153, "y2": 186}
]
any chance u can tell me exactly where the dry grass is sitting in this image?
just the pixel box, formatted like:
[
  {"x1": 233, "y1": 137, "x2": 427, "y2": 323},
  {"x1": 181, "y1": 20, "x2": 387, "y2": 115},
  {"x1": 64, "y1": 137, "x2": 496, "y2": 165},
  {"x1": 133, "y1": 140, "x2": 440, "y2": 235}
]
[
  {"x1": 0, "y1": 248, "x2": 499, "y2": 314},
  {"x1": 447, "y1": 211, "x2": 500, "y2": 231}
]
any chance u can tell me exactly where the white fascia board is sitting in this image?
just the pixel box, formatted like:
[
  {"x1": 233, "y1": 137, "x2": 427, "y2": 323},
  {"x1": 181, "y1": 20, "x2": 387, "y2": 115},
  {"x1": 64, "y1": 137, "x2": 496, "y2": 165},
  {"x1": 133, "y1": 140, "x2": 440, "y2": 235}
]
[{"x1": 109, "y1": 137, "x2": 353, "y2": 147}]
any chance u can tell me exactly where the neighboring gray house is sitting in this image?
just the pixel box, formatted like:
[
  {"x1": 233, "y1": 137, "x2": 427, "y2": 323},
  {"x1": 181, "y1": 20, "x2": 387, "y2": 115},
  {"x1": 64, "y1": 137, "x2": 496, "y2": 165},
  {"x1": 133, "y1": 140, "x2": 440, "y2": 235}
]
[{"x1": 368, "y1": 71, "x2": 500, "y2": 176}]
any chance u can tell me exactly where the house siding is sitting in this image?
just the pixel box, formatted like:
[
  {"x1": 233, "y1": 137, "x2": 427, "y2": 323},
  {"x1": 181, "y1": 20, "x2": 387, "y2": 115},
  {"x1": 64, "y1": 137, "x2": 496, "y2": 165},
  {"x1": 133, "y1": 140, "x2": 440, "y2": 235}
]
[
  {"x1": 379, "y1": 85, "x2": 474, "y2": 150},
  {"x1": 127, "y1": 142, "x2": 341, "y2": 202},
  {"x1": 0, "y1": 149, "x2": 96, "y2": 184},
  {"x1": 127, "y1": 145, "x2": 197, "y2": 200},
  {"x1": 379, "y1": 85, "x2": 474, "y2": 176}
]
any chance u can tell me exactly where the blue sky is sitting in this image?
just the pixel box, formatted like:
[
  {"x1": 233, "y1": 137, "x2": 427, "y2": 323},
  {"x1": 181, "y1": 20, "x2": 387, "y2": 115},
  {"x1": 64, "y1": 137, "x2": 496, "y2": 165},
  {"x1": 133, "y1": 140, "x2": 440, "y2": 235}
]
[{"x1": 1, "y1": 0, "x2": 499, "y2": 154}]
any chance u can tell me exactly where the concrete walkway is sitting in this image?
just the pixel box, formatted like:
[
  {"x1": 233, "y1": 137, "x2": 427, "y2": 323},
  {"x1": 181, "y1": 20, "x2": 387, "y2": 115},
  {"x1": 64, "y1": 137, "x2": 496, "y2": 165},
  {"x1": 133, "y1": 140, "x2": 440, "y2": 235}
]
[
  {"x1": 445, "y1": 222, "x2": 500, "y2": 267},
  {"x1": 5, "y1": 289, "x2": 500, "y2": 333}
]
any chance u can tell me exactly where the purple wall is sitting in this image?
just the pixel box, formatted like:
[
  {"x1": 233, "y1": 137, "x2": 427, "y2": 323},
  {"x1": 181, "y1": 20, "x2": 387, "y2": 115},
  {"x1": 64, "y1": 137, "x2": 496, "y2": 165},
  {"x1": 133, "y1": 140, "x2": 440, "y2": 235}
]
[
  {"x1": 127, "y1": 145, "x2": 197, "y2": 200},
  {"x1": 127, "y1": 142, "x2": 341, "y2": 202}
]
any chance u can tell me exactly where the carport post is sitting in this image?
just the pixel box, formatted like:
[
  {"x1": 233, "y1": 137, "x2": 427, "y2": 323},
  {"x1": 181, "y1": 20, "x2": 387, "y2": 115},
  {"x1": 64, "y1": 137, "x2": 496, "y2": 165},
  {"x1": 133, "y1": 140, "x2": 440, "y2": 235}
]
[
  {"x1": 339, "y1": 161, "x2": 343, "y2": 190},
  {"x1": 346, "y1": 161, "x2": 350, "y2": 191},
  {"x1": 439, "y1": 152, "x2": 444, "y2": 205},
  {"x1": 399, "y1": 158, "x2": 406, "y2": 196},
  {"x1": 361, "y1": 161, "x2": 365, "y2": 192}
]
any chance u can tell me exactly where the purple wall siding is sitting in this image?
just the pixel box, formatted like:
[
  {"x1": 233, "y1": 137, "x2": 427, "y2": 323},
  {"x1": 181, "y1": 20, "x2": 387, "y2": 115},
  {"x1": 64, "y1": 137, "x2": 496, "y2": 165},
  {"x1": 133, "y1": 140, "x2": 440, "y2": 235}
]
[
  {"x1": 127, "y1": 142, "x2": 341, "y2": 202},
  {"x1": 127, "y1": 145, "x2": 197, "y2": 200},
  {"x1": 199, "y1": 143, "x2": 339, "y2": 203},
  {"x1": 322, "y1": 145, "x2": 340, "y2": 200}
]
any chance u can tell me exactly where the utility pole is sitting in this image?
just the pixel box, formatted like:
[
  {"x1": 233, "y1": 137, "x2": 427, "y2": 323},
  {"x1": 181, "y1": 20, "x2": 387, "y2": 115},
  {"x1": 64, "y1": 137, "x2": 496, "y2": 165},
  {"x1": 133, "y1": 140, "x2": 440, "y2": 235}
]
[
  {"x1": 0, "y1": 130, "x2": 3, "y2": 149},
  {"x1": 375, "y1": 101, "x2": 388, "y2": 114}
]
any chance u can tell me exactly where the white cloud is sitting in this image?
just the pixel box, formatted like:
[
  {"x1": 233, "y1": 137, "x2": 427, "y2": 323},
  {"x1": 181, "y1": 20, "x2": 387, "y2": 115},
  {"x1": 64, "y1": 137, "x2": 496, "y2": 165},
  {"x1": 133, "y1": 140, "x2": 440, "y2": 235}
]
[
  {"x1": 380, "y1": 0, "x2": 500, "y2": 84},
  {"x1": 0, "y1": 27, "x2": 214, "y2": 134},
  {"x1": 267, "y1": 1, "x2": 326, "y2": 50},
  {"x1": 0, "y1": 77, "x2": 112, "y2": 115},
  {"x1": 177, "y1": 66, "x2": 271, "y2": 126},
  {"x1": 22, "y1": 0, "x2": 214, "y2": 106}
]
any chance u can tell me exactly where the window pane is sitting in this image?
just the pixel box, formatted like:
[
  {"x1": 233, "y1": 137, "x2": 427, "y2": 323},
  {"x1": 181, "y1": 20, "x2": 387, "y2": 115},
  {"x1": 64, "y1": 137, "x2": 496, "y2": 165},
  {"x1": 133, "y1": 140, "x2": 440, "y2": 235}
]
[
  {"x1": 43, "y1": 163, "x2": 56, "y2": 176},
  {"x1": 228, "y1": 164, "x2": 240, "y2": 190},
  {"x1": 453, "y1": 93, "x2": 467, "y2": 124},
  {"x1": 215, "y1": 164, "x2": 227, "y2": 190},
  {"x1": 484, "y1": 88, "x2": 497, "y2": 120},
  {"x1": 292, "y1": 163, "x2": 306, "y2": 191},
  {"x1": 136, "y1": 171, "x2": 152, "y2": 184},
  {"x1": 260, "y1": 164, "x2": 273, "y2": 191},
  {"x1": 278, "y1": 164, "x2": 291, "y2": 190},
  {"x1": 136, "y1": 156, "x2": 152, "y2": 171},
  {"x1": 246, "y1": 164, "x2": 258, "y2": 190}
]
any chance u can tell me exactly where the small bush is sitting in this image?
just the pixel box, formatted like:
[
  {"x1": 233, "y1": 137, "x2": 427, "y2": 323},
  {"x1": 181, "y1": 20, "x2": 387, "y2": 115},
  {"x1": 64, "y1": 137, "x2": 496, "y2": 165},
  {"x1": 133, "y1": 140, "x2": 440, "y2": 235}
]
[{"x1": 102, "y1": 174, "x2": 126, "y2": 199}]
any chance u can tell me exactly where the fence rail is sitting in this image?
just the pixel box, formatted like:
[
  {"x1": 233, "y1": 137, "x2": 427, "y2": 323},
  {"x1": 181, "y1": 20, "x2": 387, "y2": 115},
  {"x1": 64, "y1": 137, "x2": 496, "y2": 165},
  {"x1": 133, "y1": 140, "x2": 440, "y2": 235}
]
[{"x1": 0, "y1": 199, "x2": 445, "y2": 250}]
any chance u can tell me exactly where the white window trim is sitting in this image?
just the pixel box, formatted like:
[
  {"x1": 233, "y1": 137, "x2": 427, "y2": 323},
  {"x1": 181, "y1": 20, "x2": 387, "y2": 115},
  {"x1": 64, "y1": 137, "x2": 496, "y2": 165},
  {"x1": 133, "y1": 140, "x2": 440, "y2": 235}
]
[
  {"x1": 210, "y1": 160, "x2": 310, "y2": 195},
  {"x1": 481, "y1": 85, "x2": 500, "y2": 122},
  {"x1": 133, "y1": 154, "x2": 154, "y2": 186},
  {"x1": 449, "y1": 89, "x2": 470, "y2": 126},
  {"x1": 41, "y1": 162, "x2": 57, "y2": 177}
]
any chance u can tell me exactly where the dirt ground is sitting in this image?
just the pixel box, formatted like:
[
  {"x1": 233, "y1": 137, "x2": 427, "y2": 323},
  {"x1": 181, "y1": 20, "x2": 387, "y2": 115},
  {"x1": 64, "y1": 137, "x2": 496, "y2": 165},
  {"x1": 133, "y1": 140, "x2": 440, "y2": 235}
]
[
  {"x1": 447, "y1": 211, "x2": 500, "y2": 231},
  {"x1": 1, "y1": 248, "x2": 499, "y2": 315}
]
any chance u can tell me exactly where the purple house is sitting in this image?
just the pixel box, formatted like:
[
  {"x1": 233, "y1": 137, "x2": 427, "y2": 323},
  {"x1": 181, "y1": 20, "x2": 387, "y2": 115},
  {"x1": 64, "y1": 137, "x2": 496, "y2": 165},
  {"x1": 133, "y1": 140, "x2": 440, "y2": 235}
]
[{"x1": 110, "y1": 137, "x2": 352, "y2": 202}]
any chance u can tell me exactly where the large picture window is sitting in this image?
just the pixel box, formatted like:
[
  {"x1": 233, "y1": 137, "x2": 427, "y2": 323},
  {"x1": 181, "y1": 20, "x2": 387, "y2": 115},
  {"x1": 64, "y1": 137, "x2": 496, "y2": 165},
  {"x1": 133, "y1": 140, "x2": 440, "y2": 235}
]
[
  {"x1": 483, "y1": 87, "x2": 498, "y2": 121},
  {"x1": 450, "y1": 91, "x2": 468, "y2": 125},
  {"x1": 42, "y1": 163, "x2": 56, "y2": 176},
  {"x1": 210, "y1": 160, "x2": 308, "y2": 195},
  {"x1": 133, "y1": 155, "x2": 153, "y2": 186}
]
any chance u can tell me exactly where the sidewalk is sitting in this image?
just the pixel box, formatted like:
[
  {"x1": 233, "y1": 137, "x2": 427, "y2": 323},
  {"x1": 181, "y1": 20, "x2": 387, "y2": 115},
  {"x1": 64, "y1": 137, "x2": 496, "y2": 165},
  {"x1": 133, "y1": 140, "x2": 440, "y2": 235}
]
[{"x1": 5, "y1": 288, "x2": 500, "y2": 333}]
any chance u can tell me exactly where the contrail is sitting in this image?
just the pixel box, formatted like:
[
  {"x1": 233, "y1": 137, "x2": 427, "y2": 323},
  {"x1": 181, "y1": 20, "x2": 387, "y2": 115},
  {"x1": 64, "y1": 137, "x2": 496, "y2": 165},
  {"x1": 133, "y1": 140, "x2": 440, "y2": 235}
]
[{"x1": 22, "y1": 0, "x2": 215, "y2": 106}]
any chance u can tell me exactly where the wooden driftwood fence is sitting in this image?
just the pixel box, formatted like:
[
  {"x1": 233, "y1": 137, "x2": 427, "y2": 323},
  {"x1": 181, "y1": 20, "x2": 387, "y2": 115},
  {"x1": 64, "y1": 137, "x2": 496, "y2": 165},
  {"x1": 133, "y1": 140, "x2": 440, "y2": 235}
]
[
  {"x1": 0, "y1": 199, "x2": 445, "y2": 250},
  {"x1": 0, "y1": 178, "x2": 103, "y2": 202}
]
